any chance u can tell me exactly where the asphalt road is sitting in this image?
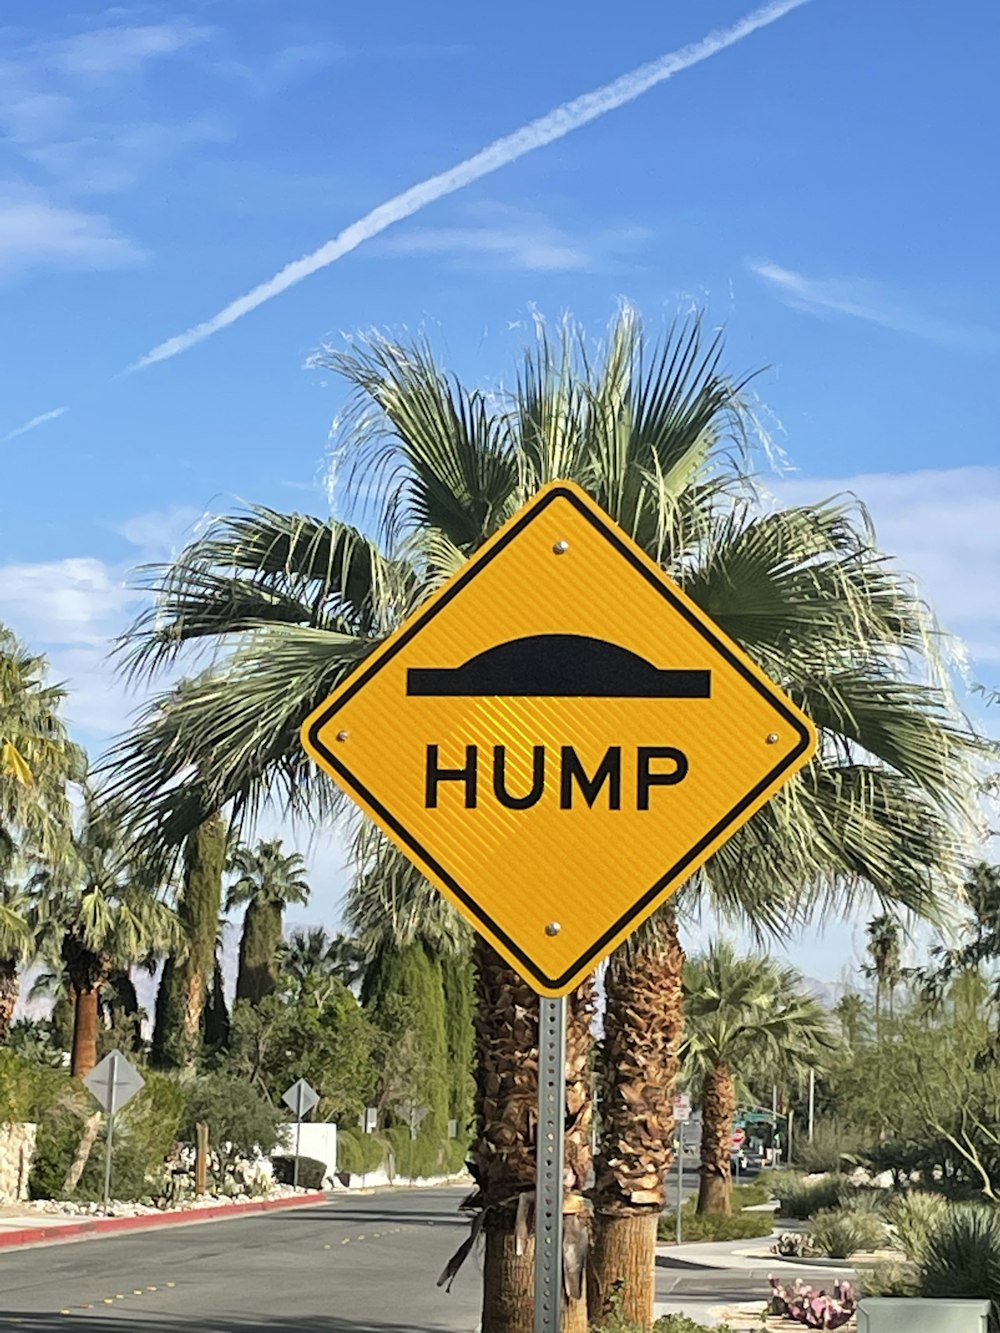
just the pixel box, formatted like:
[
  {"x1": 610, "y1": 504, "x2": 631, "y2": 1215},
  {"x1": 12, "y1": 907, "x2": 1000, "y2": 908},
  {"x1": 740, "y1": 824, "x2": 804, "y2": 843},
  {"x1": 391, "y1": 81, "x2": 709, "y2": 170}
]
[
  {"x1": 0, "y1": 1181, "x2": 817, "y2": 1332},
  {"x1": 0, "y1": 1188, "x2": 481, "y2": 1333}
]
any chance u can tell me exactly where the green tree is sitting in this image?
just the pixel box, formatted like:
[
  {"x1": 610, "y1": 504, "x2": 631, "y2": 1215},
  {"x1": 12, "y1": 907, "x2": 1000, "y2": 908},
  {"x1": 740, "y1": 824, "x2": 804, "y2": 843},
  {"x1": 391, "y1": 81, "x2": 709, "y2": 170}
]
[
  {"x1": 225, "y1": 976, "x2": 378, "y2": 1122},
  {"x1": 681, "y1": 941, "x2": 835, "y2": 1214},
  {"x1": 362, "y1": 939, "x2": 450, "y2": 1134},
  {"x1": 283, "y1": 926, "x2": 366, "y2": 996},
  {"x1": 1, "y1": 625, "x2": 84, "y2": 866},
  {"x1": 227, "y1": 838, "x2": 309, "y2": 1003},
  {"x1": 103, "y1": 312, "x2": 983, "y2": 1333},
  {"x1": 38, "y1": 794, "x2": 179, "y2": 1077},
  {"x1": 1, "y1": 627, "x2": 84, "y2": 1040},
  {"x1": 865, "y1": 913, "x2": 903, "y2": 1033},
  {"x1": 151, "y1": 812, "x2": 228, "y2": 1067},
  {"x1": 833, "y1": 991, "x2": 869, "y2": 1052}
]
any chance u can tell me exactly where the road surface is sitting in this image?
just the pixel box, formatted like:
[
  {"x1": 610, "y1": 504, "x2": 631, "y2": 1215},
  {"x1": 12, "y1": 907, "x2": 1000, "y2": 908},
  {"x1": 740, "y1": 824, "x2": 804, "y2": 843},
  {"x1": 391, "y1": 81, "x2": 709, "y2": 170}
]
[{"x1": 0, "y1": 1182, "x2": 808, "y2": 1331}]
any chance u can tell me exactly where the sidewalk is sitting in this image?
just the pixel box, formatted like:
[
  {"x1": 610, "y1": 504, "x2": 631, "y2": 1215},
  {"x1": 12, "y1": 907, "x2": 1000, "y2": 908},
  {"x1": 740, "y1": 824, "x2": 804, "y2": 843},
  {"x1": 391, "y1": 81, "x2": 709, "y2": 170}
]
[
  {"x1": 654, "y1": 1235, "x2": 856, "y2": 1328},
  {"x1": 0, "y1": 1190, "x2": 328, "y2": 1249}
]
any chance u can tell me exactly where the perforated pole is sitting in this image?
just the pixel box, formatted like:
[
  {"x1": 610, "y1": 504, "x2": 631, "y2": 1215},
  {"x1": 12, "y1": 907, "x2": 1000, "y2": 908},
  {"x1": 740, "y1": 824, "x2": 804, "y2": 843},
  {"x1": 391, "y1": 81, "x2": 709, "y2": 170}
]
[{"x1": 534, "y1": 997, "x2": 566, "y2": 1333}]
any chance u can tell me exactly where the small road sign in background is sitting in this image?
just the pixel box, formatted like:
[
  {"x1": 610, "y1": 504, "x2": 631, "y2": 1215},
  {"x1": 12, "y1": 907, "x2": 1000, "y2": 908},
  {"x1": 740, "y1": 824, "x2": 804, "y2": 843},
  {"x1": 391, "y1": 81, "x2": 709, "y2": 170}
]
[
  {"x1": 83, "y1": 1051, "x2": 145, "y2": 1206},
  {"x1": 282, "y1": 1078, "x2": 320, "y2": 1188}
]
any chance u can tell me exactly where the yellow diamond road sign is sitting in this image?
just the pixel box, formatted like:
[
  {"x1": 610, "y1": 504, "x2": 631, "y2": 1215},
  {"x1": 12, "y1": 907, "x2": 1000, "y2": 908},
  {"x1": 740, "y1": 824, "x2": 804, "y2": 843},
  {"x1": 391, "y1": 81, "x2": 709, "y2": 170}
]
[{"x1": 302, "y1": 481, "x2": 816, "y2": 996}]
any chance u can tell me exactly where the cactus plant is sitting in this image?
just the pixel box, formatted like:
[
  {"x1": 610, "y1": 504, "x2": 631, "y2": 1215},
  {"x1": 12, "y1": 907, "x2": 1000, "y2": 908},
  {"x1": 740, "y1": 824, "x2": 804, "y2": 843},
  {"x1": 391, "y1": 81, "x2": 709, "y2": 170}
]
[{"x1": 766, "y1": 1277, "x2": 857, "y2": 1328}]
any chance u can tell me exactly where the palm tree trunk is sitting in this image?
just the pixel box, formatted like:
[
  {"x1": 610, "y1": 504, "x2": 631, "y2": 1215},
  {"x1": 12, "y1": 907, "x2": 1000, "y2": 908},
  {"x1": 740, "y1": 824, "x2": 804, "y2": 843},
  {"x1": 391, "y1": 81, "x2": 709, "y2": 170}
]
[
  {"x1": 471, "y1": 937, "x2": 593, "y2": 1333},
  {"x1": 589, "y1": 911, "x2": 685, "y2": 1329},
  {"x1": 696, "y1": 1062, "x2": 736, "y2": 1216},
  {"x1": 0, "y1": 957, "x2": 19, "y2": 1044},
  {"x1": 71, "y1": 986, "x2": 101, "y2": 1078}
]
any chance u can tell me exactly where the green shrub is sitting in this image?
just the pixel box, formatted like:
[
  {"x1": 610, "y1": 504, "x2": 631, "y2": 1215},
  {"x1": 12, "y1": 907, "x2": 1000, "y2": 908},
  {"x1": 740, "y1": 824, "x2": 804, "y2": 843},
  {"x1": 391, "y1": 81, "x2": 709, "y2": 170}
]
[
  {"x1": 591, "y1": 1285, "x2": 740, "y2": 1331},
  {"x1": 336, "y1": 1126, "x2": 385, "y2": 1177},
  {"x1": 888, "y1": 1190, "x2": 949, "y2": 1263},
  {"x1": 807, "y1": 1205, "x2": 888, "y2": 1259},
  {"x1": 775, "y1": 1173, "x2": 849, "y2": 1220},
  {"x1": 860, "y1": 1260, "x2": 918, "y2": 1298},
  {"x1": 729, "y1": 1180, "x2": 771, "y2": 1208},
  {"x1": 180, "y1": 1074, "x2": 285, "y2": 1180},
  {"x1": 795, "y1": 1120, "x2": 862, "y2": 1175},
  {"x1": 271, "y1": 1155, "x2": 327, "y2": 1190},
  {"x1": 917, "y1": 1204, "x2": 1000, "y2": 1330},
  {"x1": 657, "y1": 1205, "x2": 773, "y2": 1243}
]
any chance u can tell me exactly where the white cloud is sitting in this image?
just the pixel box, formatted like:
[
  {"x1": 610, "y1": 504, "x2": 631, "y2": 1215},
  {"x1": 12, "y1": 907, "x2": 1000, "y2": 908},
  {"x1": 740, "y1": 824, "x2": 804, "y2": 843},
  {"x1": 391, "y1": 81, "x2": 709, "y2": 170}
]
[
  {"x1": 3, "y1": 406, "x2": 68, "y2": 443},
  {"x1": 767, "y1": 465, "x2": 1000, "y2": 668},
  {"x1": 749, "y1": 259, "x2": 1000, "y2": 353},
  {"x1": 113, "y1": 504, "x2": 208, "y2": 560},
  {"x1": 379, "y1": 206, "x2": 650, "y2": 273},
  {"x1": 0, "y1": 186, "x2": 145, "y2": 276},
  {"x1": 0, "y1": 557, "x2": 132, "y2": 649},
  {"x1": 49, "y1": 22, "x2": 212, "y2": 78}
]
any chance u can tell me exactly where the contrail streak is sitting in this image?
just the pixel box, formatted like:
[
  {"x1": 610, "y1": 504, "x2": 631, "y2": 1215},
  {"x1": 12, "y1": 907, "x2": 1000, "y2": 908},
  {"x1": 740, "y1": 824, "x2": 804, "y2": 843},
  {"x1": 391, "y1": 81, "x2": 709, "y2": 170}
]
[
  {"x1": 130, "y1": 0, "x2": 810, "y2": 371},
  {"x1": 3, "y1": 406, "x2": 68, "y2": 442}
]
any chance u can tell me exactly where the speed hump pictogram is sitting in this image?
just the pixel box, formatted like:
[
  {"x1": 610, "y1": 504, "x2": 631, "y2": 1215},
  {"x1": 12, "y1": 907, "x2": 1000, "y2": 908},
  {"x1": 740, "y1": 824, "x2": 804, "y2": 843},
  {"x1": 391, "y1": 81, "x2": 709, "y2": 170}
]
[{"x1": 301, "y1": 481, "x2": 816, "y2": 995}]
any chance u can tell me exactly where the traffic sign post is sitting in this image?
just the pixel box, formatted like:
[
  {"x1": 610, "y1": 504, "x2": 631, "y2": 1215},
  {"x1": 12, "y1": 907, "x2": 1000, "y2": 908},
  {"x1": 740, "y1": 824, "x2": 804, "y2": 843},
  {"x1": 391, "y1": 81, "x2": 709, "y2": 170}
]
[
  {"x1": 671, "y1": 1096, "x2": 691, "y2": 1246},
  {"x1": 301, "y1": 481, "x2": 817, "y2": 1332},
  {"x1": 83, "y1": 1051, "x2": 145, "y2": 1207},
  {"x1": 282, "y1": 1078, "x2": 320, "y2": 1188}
]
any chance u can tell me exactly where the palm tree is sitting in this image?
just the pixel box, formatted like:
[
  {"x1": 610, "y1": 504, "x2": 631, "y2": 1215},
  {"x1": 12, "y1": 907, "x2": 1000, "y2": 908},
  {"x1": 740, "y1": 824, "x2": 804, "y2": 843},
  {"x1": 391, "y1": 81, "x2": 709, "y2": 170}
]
[
  {"x1": 681, "y1": 941, "x2": 835, "y2": 1214},
  {"x1": 37, "y1": 793, "x2": 179, "y2": 1076},
  {"x1": 1, "y1": 625, "x2": 84, "y2": 864},
  {"x1": 865, "y1": 914, "x2": 903, "y2": 1035},
  {"x1": 834, "y1": 992, "x2": 869, "y2": 1051},
  {"x1": 0, "y1": 869, "x2": 33, "y2": 1044},
  {"x1": 283, "y1": 926, "x2": 366, "y2": 996},
  {"x1": 100, "y1": 312, "x2": 981, "y2": 1332},
  {"x1": 226, "y1": 838, "x2": 310, "y2": 1003}
]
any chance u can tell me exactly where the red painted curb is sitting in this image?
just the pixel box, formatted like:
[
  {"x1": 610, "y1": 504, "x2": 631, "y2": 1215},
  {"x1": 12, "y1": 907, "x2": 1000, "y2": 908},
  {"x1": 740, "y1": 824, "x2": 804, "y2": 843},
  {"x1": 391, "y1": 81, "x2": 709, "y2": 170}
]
[{"x1": 0, "y1": 1192, "x2": 328, "y2": 1250}]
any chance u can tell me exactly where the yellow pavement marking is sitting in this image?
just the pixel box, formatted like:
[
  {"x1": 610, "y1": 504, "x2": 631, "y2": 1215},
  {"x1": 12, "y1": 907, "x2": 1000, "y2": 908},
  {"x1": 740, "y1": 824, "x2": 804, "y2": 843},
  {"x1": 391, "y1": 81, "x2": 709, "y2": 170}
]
[
  {"x1": 166, "y1": 1281, "x2": 176, "y2": 1287},
  {"x1": 134, "y1": 1288, "x2": 144, "y2": 1294},
  {"x1": 341, "y1": 1237, "x2": 350, "y2": 1244},
  {"x1": 60, "y1": 1310, "x2": 71, "y2": 1316},
  {"x1": 147, "y1": 1285, "x2": 157, "y2": 1291},
  {"x1": 103, "y1": 1298, "x2": 114, "y2": 1305}
]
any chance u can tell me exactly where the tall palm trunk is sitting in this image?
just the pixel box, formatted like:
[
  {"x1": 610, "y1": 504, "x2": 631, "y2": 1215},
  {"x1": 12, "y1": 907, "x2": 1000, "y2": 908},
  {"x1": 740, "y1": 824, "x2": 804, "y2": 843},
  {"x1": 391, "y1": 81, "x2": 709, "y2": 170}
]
[
  {"x1": 471, "y1": 937, "x2": 594, "y2": 1333},
  {"x1": 696, "y1": 1061, "x2": 736, "y2": 1215},
  {"x1": 590, "y1": 911, "x2": 685, "y2": 1329},
  {"x1": 63, "y1": 933, "x2": 107, "y2": 1079},
  {"x1": 0, "y1": 957, "x2": 19, "y2": 1044},
  {"x1": 71, "y1": 985, "x2": 101, "y2": 1078}
]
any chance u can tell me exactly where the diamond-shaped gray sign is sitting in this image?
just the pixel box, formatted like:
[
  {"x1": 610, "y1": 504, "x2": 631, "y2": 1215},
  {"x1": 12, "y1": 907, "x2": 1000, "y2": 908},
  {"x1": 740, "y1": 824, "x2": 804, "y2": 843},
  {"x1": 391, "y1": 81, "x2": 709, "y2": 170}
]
[
  {"x1": 83, "y1": 1051, "x2": 145, "y2": 1114},
  {"x1": 282, "y1": 1078, "x2": 319, "y2": 1118}
]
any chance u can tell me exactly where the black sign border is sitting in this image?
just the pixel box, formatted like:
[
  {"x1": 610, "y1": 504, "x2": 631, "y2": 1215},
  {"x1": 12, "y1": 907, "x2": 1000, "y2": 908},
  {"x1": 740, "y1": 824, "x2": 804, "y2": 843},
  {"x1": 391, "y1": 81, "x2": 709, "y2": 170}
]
[{"x1": 306, "y1": 485, "x2": 813, "y2": 992}]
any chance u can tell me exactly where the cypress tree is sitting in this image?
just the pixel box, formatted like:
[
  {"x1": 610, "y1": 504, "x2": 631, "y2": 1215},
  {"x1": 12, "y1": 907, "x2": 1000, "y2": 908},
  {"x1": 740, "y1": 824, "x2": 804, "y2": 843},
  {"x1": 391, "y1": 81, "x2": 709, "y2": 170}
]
[
  {"x1": 441, "y1": 946, "x2": 475, "y2": 1133},
  {"x1": 235, "y1": 898, "x2": 283, "y2": 1002},
  {"x1": 363, "y1": 940, "x2": 449, "y2": 1133},
  {"x1": 151, "y1": 812, "x2": 227, "y2": 1068}
]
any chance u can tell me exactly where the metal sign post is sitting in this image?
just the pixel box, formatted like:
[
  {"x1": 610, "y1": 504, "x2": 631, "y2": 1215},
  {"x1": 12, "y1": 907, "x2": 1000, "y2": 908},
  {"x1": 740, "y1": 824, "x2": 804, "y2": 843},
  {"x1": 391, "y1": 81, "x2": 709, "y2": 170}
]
[
  {"x1": 534, "y1": 997, "x2": 566, "y2": 1333},
  {"x1": 678, "y1": 1129, "x2": 686, "y2": 1244},
  {"x1": 671, "y1": 1094, "x2": 690, "y2": 1246},
  {"x1": 103, "y1": 1072, "x2": 117, "y2": 1209}
]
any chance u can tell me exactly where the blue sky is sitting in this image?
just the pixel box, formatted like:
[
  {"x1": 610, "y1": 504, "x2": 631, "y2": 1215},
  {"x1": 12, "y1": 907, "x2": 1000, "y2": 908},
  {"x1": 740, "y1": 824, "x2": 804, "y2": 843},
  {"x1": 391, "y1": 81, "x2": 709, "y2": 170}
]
[{"x1": 2, "y1": 0, "x2": 998, "y2": 983}]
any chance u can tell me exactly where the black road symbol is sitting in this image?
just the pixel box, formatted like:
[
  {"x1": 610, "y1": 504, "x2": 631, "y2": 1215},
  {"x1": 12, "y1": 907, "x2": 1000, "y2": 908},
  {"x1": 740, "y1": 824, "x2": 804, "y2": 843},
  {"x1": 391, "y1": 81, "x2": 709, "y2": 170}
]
[{"x1": 406, "y1": 633, "x2": 710, "y2": 699}]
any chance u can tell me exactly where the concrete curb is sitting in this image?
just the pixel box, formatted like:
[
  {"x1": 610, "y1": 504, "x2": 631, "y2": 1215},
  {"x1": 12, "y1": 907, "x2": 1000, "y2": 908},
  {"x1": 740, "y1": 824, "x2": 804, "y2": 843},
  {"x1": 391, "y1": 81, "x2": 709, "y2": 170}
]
[{"x1": 0, "y1": 1191, "x2": 328, "y2": 1250}]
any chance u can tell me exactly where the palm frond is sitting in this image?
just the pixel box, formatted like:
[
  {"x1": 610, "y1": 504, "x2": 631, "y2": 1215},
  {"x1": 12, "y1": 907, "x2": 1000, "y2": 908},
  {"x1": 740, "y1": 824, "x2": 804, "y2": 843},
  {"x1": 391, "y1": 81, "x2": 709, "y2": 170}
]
[
  {"x1": 100, "y1": 626, "x2": 371, "y2": 857},
  {"x1": 116, "y1": 509, "x2": 405, "y2": 684}
]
